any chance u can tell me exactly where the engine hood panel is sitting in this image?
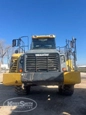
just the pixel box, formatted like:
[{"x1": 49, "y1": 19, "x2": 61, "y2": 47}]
[{"x1": 26, "y1": 49, "x2": 59, "y2": 54}]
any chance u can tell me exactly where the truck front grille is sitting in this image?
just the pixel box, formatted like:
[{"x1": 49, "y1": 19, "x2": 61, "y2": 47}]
[{"x1": 25, "y1": 53, "x2": 60, "y2": 72}]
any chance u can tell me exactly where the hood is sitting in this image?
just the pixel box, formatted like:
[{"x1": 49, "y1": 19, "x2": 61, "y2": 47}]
[{"x1": 25, "y1": 49, "x2": 59, "y2": 54}]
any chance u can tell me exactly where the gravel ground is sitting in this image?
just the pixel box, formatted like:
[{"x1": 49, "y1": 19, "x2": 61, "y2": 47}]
[{"x1": 0, "y1": 73, "x2": 86, "y2": 115}]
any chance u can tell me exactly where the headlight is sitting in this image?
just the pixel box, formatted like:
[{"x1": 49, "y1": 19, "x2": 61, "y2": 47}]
[
  {"x1": 19, "y1": 56, "x2": 24, "y2": 72},
  {"x1": 20, "y1": 59, "x2": 23, "y2": 64},
  {"x1": 20, "y1": 56, "x2": 24, "y2": 64}
]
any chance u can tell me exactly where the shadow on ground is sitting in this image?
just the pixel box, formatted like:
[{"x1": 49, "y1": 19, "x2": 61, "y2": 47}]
[{"x1": 0, "y1": 83, "x2": 86, "y2": 115}]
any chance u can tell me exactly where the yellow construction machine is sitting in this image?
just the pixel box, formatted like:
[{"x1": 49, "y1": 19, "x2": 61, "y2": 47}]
[{"x1": 3, "y1": 35, "x2": 81, "y2": 96}]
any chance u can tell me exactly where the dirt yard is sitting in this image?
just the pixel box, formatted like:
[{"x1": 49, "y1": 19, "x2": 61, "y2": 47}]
[{"x1": 0, "y1": 73, "x2": 86, "y2": 115}]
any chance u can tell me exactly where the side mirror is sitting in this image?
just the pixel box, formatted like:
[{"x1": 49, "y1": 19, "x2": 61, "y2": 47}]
[
  {"x1": 12, "y1": 39, "x2": 21, "y2": 47},
  {"x1": 12, "y1": 39, "x2": 16, "y2": 47},
  {"x1": 70, "y1": 41, "x2": 75, "y2": 48},
  {"x1": 70, "y1": 38, "x2": 76, "y2": 48}
]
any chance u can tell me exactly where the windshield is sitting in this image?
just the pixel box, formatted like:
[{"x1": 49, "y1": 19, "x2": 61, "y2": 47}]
[{"x1": 32, "y1": 38, "x2": 56, "y2": 49}]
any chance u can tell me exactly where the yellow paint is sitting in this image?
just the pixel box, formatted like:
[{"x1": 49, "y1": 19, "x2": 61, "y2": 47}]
[
  {"x1": 66, "y1": 59, "x2": 74, "y2": 71},
  {"x1": 10, "y1": 53, "x2": 23, "y2": 73},
  {"x1": 3, "y1": 71, "x2": 81, "y2": 86},
  {"x1": 12, "y1": 53, "x2": 23, "y2": 57},
  {"x1": 3, "y1": 73, "x2": 22, "y2": 86},
  {"x1": 64, "y1": 71, "x2": 81, "y2": 84}
]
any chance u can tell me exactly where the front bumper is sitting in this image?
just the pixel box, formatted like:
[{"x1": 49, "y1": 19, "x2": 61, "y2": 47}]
[
  {"x1": 3, "y1": 73, "x2": 22, "y2": 86},
  {"x1": 3, "y1": 71, "x2": 81, "y2": 86},
  {"x1": 21, "y1": 72, "x2": 64, "y2": 85}
]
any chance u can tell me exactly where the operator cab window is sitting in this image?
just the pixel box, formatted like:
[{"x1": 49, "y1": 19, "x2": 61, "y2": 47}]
[{"x1": 32, "y1": 38, "x2": 56, "y2": 49}]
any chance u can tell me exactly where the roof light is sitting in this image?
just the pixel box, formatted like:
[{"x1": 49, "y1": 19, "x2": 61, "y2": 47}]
[{"x1": 32, "y1": 35, "x2": 56, "y2": 39}]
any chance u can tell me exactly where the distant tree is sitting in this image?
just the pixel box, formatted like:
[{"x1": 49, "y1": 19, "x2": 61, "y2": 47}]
[
  {"x1": 0, "y1": 40, "x2": 6, "y2": 64},
  {"x1": 0, "y1": 39, "x2": 13, "y2": 71},
  {"x1": 5, "y1": 46, "x2": 15, "y2": 66}
]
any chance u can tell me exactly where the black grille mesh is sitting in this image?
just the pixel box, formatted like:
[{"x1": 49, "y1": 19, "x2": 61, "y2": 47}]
[{"x1": 25, "y1": 53, "x2": 60, "y2": 72}]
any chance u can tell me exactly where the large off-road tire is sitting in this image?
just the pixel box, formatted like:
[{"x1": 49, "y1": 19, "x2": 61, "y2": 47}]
[
  {"x1": 15, "y1": 86, "x2": 30, "y2": 95},
  {"x1": 58, "y1": 85, "x2": 74, "y2": 96}
]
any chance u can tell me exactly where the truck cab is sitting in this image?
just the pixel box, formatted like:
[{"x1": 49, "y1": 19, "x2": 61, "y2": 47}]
[{"x1": 31, "y1": 35, "x2": 56, "y2": 49}]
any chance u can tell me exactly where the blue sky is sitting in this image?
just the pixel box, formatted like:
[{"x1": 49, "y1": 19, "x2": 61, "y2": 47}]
[{"x1": 0, "y1": 0, "x2": 86, "y2": 65}]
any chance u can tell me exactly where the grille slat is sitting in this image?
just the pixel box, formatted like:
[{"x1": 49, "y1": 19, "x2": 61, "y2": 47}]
[{"x1": 25, "y1": 53, "x2": 59, "y2": 72}]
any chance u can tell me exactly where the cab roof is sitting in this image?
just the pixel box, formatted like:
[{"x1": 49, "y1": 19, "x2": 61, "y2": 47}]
[{"x1": 32, "y1": 35, "x2": 56, "y2": 39}]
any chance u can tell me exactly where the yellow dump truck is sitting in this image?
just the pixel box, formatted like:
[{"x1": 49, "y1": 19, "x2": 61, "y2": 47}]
[{"x1": 3, "y1": 35, "x2": 81, "y2": 96}]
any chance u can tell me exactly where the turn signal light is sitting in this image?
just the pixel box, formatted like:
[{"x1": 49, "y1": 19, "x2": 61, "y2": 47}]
[
  {"x1": 19, "y1": 68, "x2": 23, "y2": 73},
  {"x1": 62, "y1": 68, "x2": 67, "y2": 72}
]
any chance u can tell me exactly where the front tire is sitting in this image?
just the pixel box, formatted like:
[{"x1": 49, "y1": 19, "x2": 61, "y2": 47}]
[
  {"x1": 58, "y1": 85, "x2": 74, "y2": 96},
  {"x1": 15, "y1": 85, "x2": 30, "y2": 95}
]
